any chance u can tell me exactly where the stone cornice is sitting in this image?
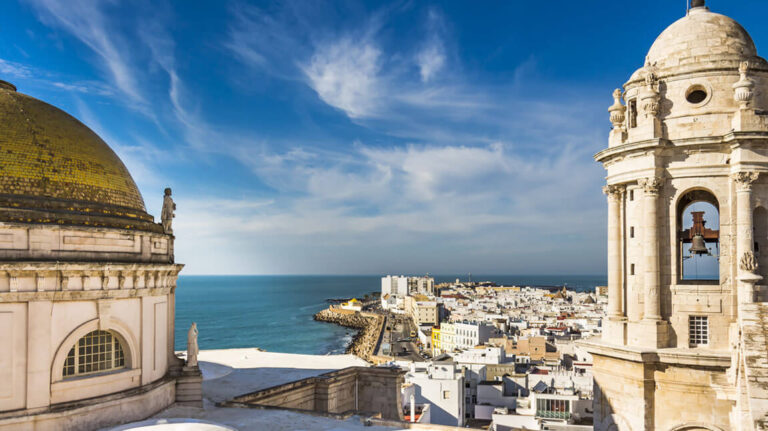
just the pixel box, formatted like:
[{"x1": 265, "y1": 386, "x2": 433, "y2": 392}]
[
  {"x1": 0, "y1": 262, "x2": 183, "y2": 272},
  {"x1": 578, "y1": 339, "x2": 731, "y2": 368},
  {"x1": 594, "y1": 139, "x2": 665, "y2": 163},
  {"x1": 596, "y1": 131, "x2": 768, "y2": 164},
  {"x1": 0, "y1": 286, "x2": 174, "y2": 302}
]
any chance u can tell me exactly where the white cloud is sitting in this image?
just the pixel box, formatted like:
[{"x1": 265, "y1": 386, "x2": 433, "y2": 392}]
[
  {"x1": 416, "y1": 43, "x2": 445, "y2": 83},
  {"x1": 302, "y1": 37, "x2": 382, "y2": 119},
  {"x1": 0, "y1": 58, "x2": 34, "y2": 78},
  {"x1": 172, "y1": 139, "x2": 605, "y2": 274}
]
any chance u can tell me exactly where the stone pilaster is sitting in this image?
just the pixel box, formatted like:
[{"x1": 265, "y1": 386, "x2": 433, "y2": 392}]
[
  {"x1": 604, "y1": 185, "x2": 626, "y2": 319},
  {"x1": 603, "y1": 184, "x2": 627, "y2": 345},
  {"x1": 733, "y1": 171, "x2": 760, "y2": 304},
  {"x1": 637, "y1": 176, "x2": 669, "y2": 348}
]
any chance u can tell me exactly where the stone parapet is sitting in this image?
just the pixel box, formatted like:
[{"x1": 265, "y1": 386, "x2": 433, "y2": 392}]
[
  {"x1": 0, "y1": 222, "x2": 174, "y2": 264},
  {"x1": 224, "y1": 366, "x2": 404, "y2": 421},
  {"x1": 0, "y1": 376, "x2": 175, "y2": 431}
]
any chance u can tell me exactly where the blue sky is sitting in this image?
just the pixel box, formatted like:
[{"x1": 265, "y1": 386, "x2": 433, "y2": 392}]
[{"x1": 0, "y1": 0, "x2": 762, "y2": 275}]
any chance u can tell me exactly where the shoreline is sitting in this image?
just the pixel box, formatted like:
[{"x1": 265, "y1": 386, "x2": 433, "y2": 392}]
[{"x1": 313, "y1": 308, "x2": 385, "y2": 362}]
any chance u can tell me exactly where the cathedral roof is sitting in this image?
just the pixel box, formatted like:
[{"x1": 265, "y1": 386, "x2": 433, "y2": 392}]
[
  {"x1": 0, "y1": 81, "x2": 160, "y2": 231},
  {"x1": 645, "y1": 6, "x2": 763, "y2": 71}
]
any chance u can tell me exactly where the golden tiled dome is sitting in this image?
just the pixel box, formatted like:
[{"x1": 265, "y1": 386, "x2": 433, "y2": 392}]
[{"x1": 0, "y1": 81, "x2": 158, "y2": 230}]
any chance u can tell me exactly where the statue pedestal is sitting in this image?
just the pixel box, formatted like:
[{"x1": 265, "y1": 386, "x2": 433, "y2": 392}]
[
  {"x1": 602, "y1": 317, "x2": 627, "y2": 346},
  {"x1": 739, "y1": 272, "x2": 763, "y2": 305},
  {"x1": 175, "y1": 365, "x2": 203, "y2": 408},
  {"x1": 635, "y1": 319, "x2": 670, "y2": 349}
]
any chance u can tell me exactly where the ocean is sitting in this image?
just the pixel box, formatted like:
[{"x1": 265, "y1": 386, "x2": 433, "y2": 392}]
[{"x1": 173, "y1": 274, "x2": 607, "y2": 353}]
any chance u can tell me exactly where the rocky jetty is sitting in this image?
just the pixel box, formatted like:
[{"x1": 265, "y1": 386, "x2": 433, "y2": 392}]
[{"x1": 314, "y1": 308, "x2": 384, "y2": 362}]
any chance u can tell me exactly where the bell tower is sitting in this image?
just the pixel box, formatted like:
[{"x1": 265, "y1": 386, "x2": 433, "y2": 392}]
[{"x1": 585, "y1": 2, "x2": 768, "y2": 430}]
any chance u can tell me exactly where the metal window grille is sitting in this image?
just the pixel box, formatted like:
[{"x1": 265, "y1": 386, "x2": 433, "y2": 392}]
[
  {"x1": 63, "y1": 330, "x2": 126, "y2": 378},
  {"x1": 689, "y1": 316, "x2": 708, "y2": 347}
]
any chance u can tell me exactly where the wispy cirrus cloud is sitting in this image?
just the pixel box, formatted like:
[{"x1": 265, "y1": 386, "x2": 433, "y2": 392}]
[
  {"x1": 26, "y1": 0, "x2": 144, "y2": 103},
  {"x1": 416, "y1": 9, "x2": 447, "y2": 83}
]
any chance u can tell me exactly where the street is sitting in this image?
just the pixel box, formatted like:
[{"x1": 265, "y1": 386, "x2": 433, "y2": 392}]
[{"x1": 377, "y1": 314, "x2": 424, "y2": 362}]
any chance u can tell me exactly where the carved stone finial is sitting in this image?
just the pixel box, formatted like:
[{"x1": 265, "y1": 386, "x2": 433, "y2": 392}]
[
  {"x1": 740, "y1": 251, "x2": 759, "y2": 273},
  {"x1": 639, "y1": 70, "x2": 660, "y2": 118},
  {"x1": 732, "y1": 171, "x2": 760, "y2": 191},
  {"x1": 638, "y1": 177, "x2": 663, "y2": 195},
  {"x1": 608, "y1": 89, "x2": 626, "y2": 129},
  {"x1": 187, "y1": 322, "x2": 199, "y2": 367},
  {"x1": 733, "y1": 61, "x2": 755, "y2": 109},
  {"x1": 161, "y1": 187, "x2": 176, "y2": 235}
]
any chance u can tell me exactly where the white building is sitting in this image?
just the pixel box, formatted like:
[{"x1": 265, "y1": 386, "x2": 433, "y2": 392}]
[
  {"x1": 454, "y1": 322, "x2": 502, "y2": 350},
  {"x1": 405, "y1": 361, "x2": 466, "y2": 427},
  {"x1": 454, "y1": 346, "x2": 507, "y2": 365}
]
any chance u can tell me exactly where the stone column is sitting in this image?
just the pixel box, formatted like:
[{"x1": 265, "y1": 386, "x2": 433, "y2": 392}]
[
  {"x1": 27, "y1": 300, "x2": 53, "y2": 409},
  {"x1": 733, "y1": 171, "x2": 760, "y2": 303},
  {"x1": 604, "y1": 184, "x2": 625, "y2": 319},
  {"x1": 639, "y1": 177, "x2": 663, "y2": 321}
]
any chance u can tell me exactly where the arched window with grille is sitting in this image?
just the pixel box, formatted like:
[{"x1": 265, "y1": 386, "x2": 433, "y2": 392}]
[{"x1": 62, "y1": 330, "x2": 126, "y2": 378}]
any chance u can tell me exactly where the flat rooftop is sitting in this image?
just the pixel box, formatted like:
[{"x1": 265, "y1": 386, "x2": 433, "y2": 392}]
[{"x1": 148, "y1": 349, "x2": 399, "y2": 431}]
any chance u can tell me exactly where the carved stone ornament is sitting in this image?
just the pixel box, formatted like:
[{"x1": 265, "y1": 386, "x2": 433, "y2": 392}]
[
  {"x1": 740, "y1": 251, "x2": 759, "y2": 273},
  {"x1": 603, "y1": 184, "x2": 625, "y2": 201},
  {"x1": 608, "y1": 88, "x2": 626, "y2": 129},
  {"x1": 161, "y1": 187, "x2": 176, "y2": 235},
  {"x1": 636, "y1": 67, "x2": 660, "y2": 118},
  {"x1": 732, "y1": 171, "x2": 760, "y2": 191},
  {"x1": 638, "y1": 177, "x2": 663, "y2": 195},
  {"x1": 733, "y1": 61, "x2": 755, "y2": 109},
  {"x1": 187, "y1": 322, "x2": 199, "y2": 367}
]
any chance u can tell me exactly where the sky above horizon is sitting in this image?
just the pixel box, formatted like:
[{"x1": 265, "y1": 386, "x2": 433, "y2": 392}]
[{"x1": 1, "y1": 0, "x2": 763, "y2": 275}]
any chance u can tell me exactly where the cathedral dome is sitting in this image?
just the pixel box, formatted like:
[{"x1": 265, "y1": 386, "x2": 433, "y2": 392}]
[
  {"x1": 646, "y1": 6, "x2": 760, "y2": 70},
  {"x1": 0, "y1": 81, "x2": 159, "y2": 231}
]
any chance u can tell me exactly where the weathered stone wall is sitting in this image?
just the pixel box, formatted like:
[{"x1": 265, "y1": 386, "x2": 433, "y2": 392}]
[
  {"x1": 591, "y1": 348, "x2": 732, "y2": 431},
  {"x1": 226, "y1": 367, "x2": 405, "y2": 421}
]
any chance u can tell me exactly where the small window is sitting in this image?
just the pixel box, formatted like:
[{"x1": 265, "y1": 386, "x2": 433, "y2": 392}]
[
  {"x1": 629, "y1": 190, "x2": 634, "y2": 201},
  {"x1": 628, "y1": 100, "x2": 638, "y2": 128},
  {"x1": 630, "y1": 226, "x2": 635, "y2": 238},
  {"x1": 443, "y1": 390, "x2": 451, "y2": 399},
  {"x1": 63, "y1": 330, "x2": 126, "y2": 378},
  {"x1": 689, "y1": 316, "x2": 708, "y2": 347},
  {"x1": 686, "y1": 87, "x2": 708, "y2": 104},
  {"x1": 630, "y1": 264, "x2": 635, "y2": 276}
]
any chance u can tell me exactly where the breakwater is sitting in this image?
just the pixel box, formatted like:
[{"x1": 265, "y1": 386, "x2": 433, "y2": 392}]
[{"x1": 313, "y1": 308, "x2": 384, "y2": 362}]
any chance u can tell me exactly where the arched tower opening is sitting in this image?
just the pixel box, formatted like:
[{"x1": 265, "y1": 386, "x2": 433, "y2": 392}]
[{"x1": 677, "y1": 190, "x2": 720, "y2": 282}]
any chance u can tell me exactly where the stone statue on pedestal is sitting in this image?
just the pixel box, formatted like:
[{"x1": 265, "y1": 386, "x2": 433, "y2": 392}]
[
  {"x1": 187, "y1": 322, "x2": 199, "y2": 367},
  {"x1": 161, "y1": 188, "x2": 176, "y2": 235}
]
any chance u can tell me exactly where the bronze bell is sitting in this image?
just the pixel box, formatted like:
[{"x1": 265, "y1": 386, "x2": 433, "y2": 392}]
[{"x1": 689, "y1": 234, "x2": 709, "y2": 255}]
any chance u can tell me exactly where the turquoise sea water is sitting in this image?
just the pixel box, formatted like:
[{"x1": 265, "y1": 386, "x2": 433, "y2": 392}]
[{"x1": 173, "y1": 274, "x2": 607, "y2": 354}]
